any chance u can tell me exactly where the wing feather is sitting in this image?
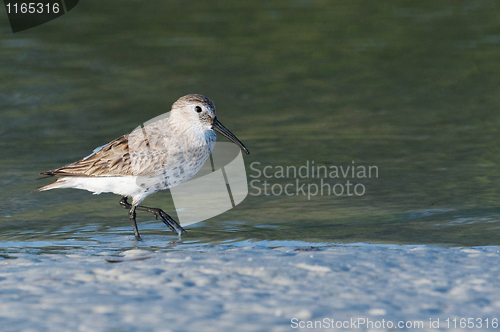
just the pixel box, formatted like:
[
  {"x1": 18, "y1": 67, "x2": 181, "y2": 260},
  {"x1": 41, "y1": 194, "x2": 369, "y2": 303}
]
[
  {"x1": 40, "y1": 120, "x2": 177, "y2": 178},
  {"x1": 40, "y1": 135, "x2": 134, "y2": 177}
]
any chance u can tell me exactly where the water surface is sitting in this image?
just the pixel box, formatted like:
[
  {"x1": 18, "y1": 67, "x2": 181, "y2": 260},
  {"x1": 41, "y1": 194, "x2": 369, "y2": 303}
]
[{"x1": 1, "y1": 0, "x2": 500, "y2": 254}]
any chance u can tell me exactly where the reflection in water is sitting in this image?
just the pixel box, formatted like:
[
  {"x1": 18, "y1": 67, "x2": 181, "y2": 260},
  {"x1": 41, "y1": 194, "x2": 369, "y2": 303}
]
[{"x1": 1, "y1": 1, "x2": 500, "y2": 252}]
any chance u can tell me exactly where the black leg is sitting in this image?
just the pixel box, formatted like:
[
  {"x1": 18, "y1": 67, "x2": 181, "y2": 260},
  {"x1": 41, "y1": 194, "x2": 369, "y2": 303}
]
[
  {"x1": 119, "y1": 197, "x2": 186, "y2": 237},
  {"x1": 127, "y1": 205, "x2": 141, "y2": 240}
]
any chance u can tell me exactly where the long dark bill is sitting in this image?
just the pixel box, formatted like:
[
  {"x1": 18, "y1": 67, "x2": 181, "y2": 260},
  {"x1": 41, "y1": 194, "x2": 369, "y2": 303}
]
[{"x1": 212, "y1": 117, "x2": 250, "y2": 154}]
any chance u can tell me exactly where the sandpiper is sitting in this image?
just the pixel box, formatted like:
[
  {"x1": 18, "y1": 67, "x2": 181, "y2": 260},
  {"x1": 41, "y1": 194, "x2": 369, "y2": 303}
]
[{"x1": 38, "y1": 94, "x2": 250, "y2": 240}]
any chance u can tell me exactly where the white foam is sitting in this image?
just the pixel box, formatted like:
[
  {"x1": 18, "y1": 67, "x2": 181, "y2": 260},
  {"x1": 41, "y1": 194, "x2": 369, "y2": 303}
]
[{"x1": 1, "y1": 245, "x2": 500, "y2": 331}]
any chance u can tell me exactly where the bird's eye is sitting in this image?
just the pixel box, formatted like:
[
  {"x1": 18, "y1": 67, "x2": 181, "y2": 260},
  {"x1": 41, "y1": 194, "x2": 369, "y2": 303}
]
[{"x1": 195, "y1": 106, "x2": 202, "y2": 113}]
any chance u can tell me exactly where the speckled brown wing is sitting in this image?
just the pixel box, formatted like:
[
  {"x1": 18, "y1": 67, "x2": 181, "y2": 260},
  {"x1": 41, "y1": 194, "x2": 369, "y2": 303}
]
[
  {"x1": 40, "y1": 125, "x2": 176, "y2": 178},
  {"x1": 40, "y1": 135, "x2": 135, "y2": 177}
]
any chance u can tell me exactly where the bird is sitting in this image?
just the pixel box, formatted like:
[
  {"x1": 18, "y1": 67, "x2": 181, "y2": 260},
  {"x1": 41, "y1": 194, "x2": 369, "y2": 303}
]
[{"x1": 37, "y1": 94, "x2": 250, "y2": 240}]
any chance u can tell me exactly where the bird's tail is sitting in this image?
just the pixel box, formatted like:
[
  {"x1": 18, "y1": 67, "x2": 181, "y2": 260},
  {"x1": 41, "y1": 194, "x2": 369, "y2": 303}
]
[{"x1": 37, "y1": 178, "x2": 70, "y2": 192}]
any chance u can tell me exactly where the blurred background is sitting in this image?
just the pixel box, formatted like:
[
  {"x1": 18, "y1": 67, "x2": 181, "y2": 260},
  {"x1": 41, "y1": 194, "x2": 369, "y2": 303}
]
[{"x1": 1, "y1": 0, "x2": 500, "y2": 254}]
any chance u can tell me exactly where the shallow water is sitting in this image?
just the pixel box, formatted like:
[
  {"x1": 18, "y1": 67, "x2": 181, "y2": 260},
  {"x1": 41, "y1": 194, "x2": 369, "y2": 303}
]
[{"x1": 2, "y1": 0, "x2": 500, "y2": 255}]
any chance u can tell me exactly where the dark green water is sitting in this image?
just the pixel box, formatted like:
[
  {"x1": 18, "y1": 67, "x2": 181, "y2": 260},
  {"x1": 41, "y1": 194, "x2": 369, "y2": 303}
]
[{"x1": 1, "y1": 0, "x2": 500, "y2": 254}]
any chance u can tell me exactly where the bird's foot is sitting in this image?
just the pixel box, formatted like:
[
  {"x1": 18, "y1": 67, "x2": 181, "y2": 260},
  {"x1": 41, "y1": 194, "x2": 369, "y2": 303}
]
[
  {"x1": 149, "y1": 208, "x2": 186, "y2": 236},
  {"x1": 120, "y1": 197, "x2": 185, "y2": 236}
]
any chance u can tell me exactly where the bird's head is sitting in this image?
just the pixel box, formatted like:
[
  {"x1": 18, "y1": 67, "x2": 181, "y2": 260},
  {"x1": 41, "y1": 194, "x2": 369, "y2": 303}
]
[{"x1": 171, "y1": 94, "x2": 249, "y2": 154}]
